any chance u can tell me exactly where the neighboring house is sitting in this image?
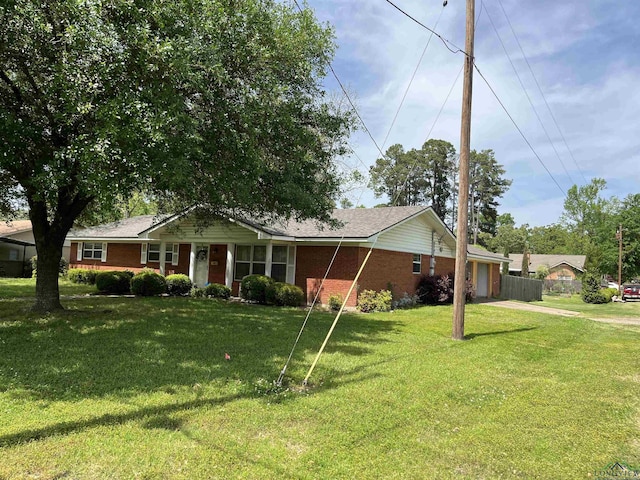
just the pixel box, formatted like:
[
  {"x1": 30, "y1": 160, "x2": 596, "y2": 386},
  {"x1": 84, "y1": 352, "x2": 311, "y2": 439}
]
[
  {"x1": 0, "y1": 220, "x2": 73, "y2": 277},
  {"x1": 67, "y1": 206, "x2": 509, "y2": 306},
  {"x1": 0, "y1": 220, "x2": 37, "y2": 277},
  {"x1": 507, "y1": 254, "x2": 586, "y2": 281}
]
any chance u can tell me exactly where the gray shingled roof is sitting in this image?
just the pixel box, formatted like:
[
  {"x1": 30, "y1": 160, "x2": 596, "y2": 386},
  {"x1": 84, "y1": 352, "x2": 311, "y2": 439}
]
[
  {"x1": 508, "y1": 254, "x2": 586, "y2": 272},
  {"x1": 72, "y1": 207, "x2": 431, "y2": 239},
  {"x1": 270, "y1": 205, "x2": 429, "y2": 238},
  {"x1": 71, "y1": 215, "x2": 157, "y2": 238},
  {"x1": 468, "y1": 245, "x2": 512, "y2": 262}
]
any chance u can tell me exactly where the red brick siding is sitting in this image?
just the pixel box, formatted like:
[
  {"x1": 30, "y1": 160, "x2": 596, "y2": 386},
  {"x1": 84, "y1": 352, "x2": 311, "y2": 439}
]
[
  {"x1": 434, "y1": 256, "x2": 456, "y2": 276},
  {"x1": 296, "y1": 245, "x2": 458, "y2": 307},
  {"x1": 295, "y1": 246, "x2": 360, "y2": 306},
  {"x1": 491, "y1": 263, "x2": 501, "y2": 297},
  {"x1": 208, "y1": 244, "x2": 227, "y2": 285},
  {"x1": 70, "y1": 242, "x2": 190, "y2": 275}
]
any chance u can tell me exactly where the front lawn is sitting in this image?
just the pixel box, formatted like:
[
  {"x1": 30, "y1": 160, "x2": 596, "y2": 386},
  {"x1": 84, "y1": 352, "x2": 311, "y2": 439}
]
[
  {"x1": 0, "y1": 277, "x2": 96, "y2": 299},
  {"x1": 537, "y1": 293, "x2": 640, "y2": 318},
  {"x1": 1, "y1": 287, "x2": 639, "y2": 478}
]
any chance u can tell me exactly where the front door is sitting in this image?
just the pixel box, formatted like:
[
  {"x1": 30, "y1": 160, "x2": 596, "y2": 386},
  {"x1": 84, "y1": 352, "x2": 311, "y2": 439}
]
[
  {"x1": 476, "y1": 263, "x2": 489, "y2": 297},
  {"x1": 194, "y1": 244, "x2": 209, "y2": 287}
]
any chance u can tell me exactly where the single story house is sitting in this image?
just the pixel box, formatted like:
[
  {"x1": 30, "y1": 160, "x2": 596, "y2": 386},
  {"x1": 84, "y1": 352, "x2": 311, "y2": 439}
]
[
  {"x1": 508, "y1": 254, "x2": 586, "y2": 281},
  {"x1": 67, "y1": 206, "x2": 509, "y2": 306},
  {"x1": 0, "y1": 220, "x2": 37, "y2": 277},
  {"x1": 0, "y1": 220, "x2": 73, "y2": 277}
]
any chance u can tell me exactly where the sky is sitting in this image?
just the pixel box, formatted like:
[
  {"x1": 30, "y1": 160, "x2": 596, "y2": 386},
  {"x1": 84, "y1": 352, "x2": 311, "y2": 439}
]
[{"x1": 306, "y1": 0, "x2": 640, "y2": 227}]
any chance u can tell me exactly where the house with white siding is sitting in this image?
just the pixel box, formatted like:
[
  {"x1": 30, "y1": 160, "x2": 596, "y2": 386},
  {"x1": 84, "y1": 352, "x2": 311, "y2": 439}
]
[{"x1": 67, "y1": 206, "x2": 508, "y2": 306}]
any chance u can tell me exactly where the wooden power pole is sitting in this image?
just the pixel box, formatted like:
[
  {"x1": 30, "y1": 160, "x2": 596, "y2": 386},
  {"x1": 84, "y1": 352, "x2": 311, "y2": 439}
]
[{"x1": 452, "y1": 0, "x2": 475, "y2": 340}]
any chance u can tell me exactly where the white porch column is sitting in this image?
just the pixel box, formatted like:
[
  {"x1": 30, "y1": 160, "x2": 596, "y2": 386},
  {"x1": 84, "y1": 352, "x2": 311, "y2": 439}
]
[
  {"x1": 265, "y1": 243, "x2": 273, "y2": 278},
  {"x1": 225, "y1": 243, "x2": 234, "y2": 288},
  {"x1": 159, "y1": 241, "x2": 167, "y2": 276},
  {"x1": 188, "y1": 242, "x2": 197, "y2": 282}
]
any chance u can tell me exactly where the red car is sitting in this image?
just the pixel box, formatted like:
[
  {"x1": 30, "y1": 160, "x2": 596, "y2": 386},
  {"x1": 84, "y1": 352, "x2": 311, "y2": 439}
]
[{"x1": 622, "y1": 284, "x2": 640, "y2": 301}]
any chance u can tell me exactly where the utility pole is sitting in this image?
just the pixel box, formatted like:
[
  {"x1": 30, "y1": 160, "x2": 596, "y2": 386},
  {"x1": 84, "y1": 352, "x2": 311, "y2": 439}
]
[
  {"x1": 617, "y1": 224, "x2": 623, "y2": 291},
  {"x1": 452, "y1": 0, "x2": 475, "y2": 340}
]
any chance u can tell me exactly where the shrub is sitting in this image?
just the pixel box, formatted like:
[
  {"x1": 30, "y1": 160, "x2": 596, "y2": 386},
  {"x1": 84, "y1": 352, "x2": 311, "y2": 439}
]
[
  {"x1": 415, "y1": 273, "x2": 473, "y2": 305},
  {"x1": 357, "y1": 289, "x2": 392, "y2": 313},
  {"x1": 392, "y1": 292, "x2": 419, "y2": 310},
  {"x1": 190, "y1": 287, "x2": 205, "y2": 298},
  {"x1": 240, "y1": 274, "x2": 274, "y2": 304},
  {"x1": 67, "y1": 268, "x2": 98, "y2": 285},
  {"x1": 266, "y1": 282, "x2": 304, "y2": 307},
  {"x1": 130, "y1": 269, "x2": 167, "y2": 296},
  {"x1": 95, "y1": 271, "x2": 132, "y2": 294},
  {"x1": 166, "y1": 274, "x2": 192, "y2": 296},
  {"x1": 601, "y1": 287, "x2": 618, "y2": 303},
  {"x1": 581, "y1": 272, "x2": 606, "y2": 304},
  {"x1": 328, "y1": 294, "x2": 343, "y2": 311},
  {"x1": 204, "y1": 283, "x2": 231, "y2": 299}
]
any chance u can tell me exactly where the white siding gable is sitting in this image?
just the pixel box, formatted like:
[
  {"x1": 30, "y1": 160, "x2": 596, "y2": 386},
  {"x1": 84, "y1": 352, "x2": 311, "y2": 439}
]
[{"x1": 374, "y1": 215, "x2": 455, "y2": 257}]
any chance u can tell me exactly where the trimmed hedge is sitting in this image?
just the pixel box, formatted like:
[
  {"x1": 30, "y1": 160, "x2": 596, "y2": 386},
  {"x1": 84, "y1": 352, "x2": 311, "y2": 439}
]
[
  {"x1": 204, "y1": 283, "x2": 231, "y2": 299},
  {"x1": 582, "y1": 272, "x2": 607, "y2": 304},
  {"x1": 130, "y1": 269, "x2": 167, "y2": 296},
  {"x1": 166, "y1": 274, "x2": 192, "y2": 296},
  {"x1": 95, "y1": 271, "x2": 133, "y2": 294},
  {"x1": 68, "y1": 268, "x2": 98, "y2": 285},
  {"x1": 240, "y1": 274, "x2": 274, "y2": 304},
  {"x1": 266, "y1": 282, "x2": 304, "y2": 307}
]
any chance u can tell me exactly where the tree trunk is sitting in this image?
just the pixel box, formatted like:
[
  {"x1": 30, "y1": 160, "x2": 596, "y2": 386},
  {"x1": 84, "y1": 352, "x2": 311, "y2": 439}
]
[{"x1": 33, "y1": 240, "x2": 65, "y2": 312}]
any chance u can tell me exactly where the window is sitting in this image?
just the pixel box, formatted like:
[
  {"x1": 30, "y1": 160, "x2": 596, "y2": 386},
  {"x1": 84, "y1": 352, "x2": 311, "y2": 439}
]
[
  {"x1": 148, "y1": 243, "x2": 161, "y2": 262},
  {"x1": 234, "y1": 245, "x2": 267, "y2": 281},
  {"x1": 412, "y1": 254, "x2": 421, "y2": 274},
  {"x1": 83, "y1": 242, "x2": 103, "y2": 260},
  {"x1": 8, "y1": 249, "x2": 18, "y2": 261},
  {"x1": 272, "y1": 246, "x2": 288, "y2": 283},
  {"x1": 165, "y1": 244, "x2": 175, "y2": 263}
]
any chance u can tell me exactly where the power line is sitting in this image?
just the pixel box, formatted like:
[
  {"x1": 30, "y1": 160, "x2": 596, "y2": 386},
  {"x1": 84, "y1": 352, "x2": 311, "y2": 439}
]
[
  {"x1": 473, "y1": 62, "x2": 567, "y2": 198},
  {"x1": 384, "y1": 0, "x2": 468, "y2": 57},
  {"x1": 485, "y1": 4, "x2": 575, "y2": 188},
  {"x1": 382, "y1": 5, "x2": 446, "y2": 150},
  {"x1": 495, "y1": 0, "x2": 588, "y2": 185}
]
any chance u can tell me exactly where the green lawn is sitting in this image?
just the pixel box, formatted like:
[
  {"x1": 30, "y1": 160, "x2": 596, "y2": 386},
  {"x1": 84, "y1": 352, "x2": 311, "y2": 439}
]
[
  {"x1": 1, "y1": 281, "x2": 640, "y2": 479},
  {"x1": 537, "y1": 293, "x2": 640, "y2": 319},
  {"x1": 0, "y1": 277, "x2": 96, "y2": 299}
]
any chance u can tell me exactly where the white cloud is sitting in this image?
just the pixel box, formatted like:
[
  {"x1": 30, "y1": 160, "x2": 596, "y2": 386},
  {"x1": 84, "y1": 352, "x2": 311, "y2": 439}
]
[{"x1": 312, "y1": 0, "x2": 640, "y2": 226}]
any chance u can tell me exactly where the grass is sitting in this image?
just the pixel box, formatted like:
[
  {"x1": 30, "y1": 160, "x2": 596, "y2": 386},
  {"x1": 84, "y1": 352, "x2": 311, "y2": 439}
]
[
  {"x1": 1, "y1": 279, "x2": 640, "y2": 478},
  {"x1": 0, "y1": 277, "x2": 96, "y2": 299},
  {"x1": 537, "y1": 293, "x2": 640, "y2": 319}
]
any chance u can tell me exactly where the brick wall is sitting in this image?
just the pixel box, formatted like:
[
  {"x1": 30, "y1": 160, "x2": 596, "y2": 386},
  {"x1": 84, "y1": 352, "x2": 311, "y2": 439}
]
[
  {"x1": 491, "y1": 263, "x2": 501, "y2": 297},
  {"x1": 296, "y1": 245, "x2": 458, "y2": 307},
  {"x1": 70, "y1": 242, "x2": 191, "y2": 275}
]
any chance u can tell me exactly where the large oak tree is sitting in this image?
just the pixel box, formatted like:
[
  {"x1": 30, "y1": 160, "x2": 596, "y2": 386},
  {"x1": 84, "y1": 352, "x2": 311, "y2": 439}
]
[{"x1": 0, "y1": 0, "x2": 354, "y2": 311}]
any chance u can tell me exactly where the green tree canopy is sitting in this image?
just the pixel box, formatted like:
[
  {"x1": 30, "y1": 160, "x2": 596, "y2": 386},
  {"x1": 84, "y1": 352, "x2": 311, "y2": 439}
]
[{"x1": 0, "y1": 0, "x2": 354, "y2": 311}]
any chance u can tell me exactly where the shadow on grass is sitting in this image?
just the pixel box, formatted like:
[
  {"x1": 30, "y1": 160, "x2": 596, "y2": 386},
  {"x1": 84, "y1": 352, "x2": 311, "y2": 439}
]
[
  {"x1": 0, "y1": 297, "x2": 402, "y2": 402},
  {"x1": 465, "y1": 326, "x2": 538, "y2": 339},
  {"x1": 0, "y1": 392, "x2": 243, "y2": 447}
]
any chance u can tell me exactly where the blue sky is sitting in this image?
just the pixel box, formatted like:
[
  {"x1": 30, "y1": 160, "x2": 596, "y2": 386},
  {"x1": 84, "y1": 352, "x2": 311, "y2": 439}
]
[{"x1": 308, "y1": 0, "x2": 640, "y2": 227}]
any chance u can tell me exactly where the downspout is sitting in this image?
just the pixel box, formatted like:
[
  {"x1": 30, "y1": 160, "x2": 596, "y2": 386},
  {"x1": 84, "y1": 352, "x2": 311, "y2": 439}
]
[{"x1": 430, "y1": 231, "x2": 436, "y2": 276}]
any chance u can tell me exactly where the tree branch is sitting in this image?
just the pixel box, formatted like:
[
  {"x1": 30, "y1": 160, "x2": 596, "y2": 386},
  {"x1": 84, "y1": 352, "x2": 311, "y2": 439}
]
[{"x1": 0, "y1": 70, "x2": 24, "y2": 105}]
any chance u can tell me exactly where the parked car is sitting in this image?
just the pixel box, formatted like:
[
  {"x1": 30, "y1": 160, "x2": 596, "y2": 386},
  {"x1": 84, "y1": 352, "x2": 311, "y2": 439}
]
[{"x1": 622, "y1": 284, "x2": 640, "y2": 301}]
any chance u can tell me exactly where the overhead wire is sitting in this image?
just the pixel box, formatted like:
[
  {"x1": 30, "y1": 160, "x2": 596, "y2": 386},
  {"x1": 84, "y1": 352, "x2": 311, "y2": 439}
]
[
  {"x1": 484, "y1": 3, "x2": 574, "y2": 188},
  {"x1": 381, "y1": 5, "x2": 446, "y2": 150},
  {"x1": 495, "y1": 0, "x2": 588, "y2": 185},
  {"x1": 473, "y1": 62, "x2": 567, "y2": 198},
  {"x1": 281, "y1": 0, "x2": 468, "y2": 386}
]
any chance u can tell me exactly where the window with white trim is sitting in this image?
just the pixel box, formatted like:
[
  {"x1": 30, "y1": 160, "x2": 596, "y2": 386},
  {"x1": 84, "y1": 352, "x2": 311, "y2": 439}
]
[
  {"x1": 83, "y1": 242, "x2": 103, "y2": 260},
  {"x1": 148, "y1": 243, "x2": 161, "y2": 262},
  {"x1": 234, "y1": 245, "x2": 266, "y2": 281},
  {"x1": 272, "y1": 245, "x2": 288, "y2": 283},
  {"x1": 412, "y1": 254, "x2": 421, "y2": 274}
]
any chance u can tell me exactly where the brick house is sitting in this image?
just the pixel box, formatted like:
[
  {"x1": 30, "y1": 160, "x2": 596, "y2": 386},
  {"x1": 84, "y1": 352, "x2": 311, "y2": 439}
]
[
  {"x1": 508, "y1": 254, "x2": 586, "y2": 281},
  {"x1": 67, "y1": 206, "x2": 508, "y2": 306}
]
